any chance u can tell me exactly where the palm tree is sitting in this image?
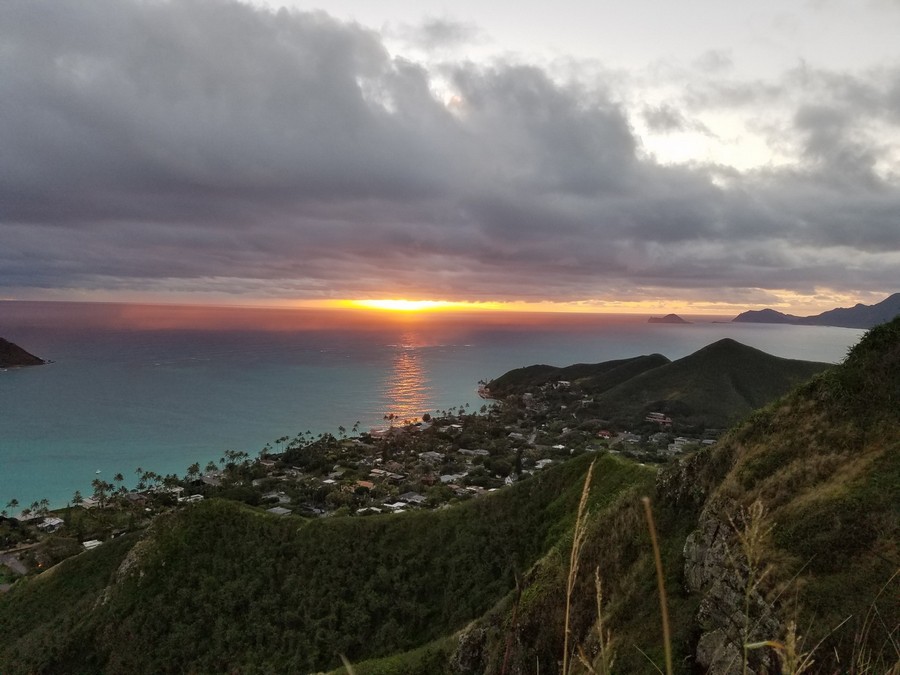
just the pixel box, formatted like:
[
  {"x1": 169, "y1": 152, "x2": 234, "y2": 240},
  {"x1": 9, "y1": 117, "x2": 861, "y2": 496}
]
[
  {"x1": 186, "y1": 462, "x2": 201, "y2": 481},
  {"x1": 91, "y1": 478, "x2": 111, "y2": 508}
]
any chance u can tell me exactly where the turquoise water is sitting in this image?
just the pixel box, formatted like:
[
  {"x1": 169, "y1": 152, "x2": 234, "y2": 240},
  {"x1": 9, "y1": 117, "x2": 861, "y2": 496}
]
[{"x1": 0, "y1": 305, "x2": 865, "y2": 508}]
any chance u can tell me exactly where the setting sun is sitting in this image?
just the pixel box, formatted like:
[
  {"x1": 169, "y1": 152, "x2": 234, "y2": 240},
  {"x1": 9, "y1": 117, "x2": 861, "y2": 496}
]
[{"x1": 350, "y1": 299, "x2": 454, "y2": 311}]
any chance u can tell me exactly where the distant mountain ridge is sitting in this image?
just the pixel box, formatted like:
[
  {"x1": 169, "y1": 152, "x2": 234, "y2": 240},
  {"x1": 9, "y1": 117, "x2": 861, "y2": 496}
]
[
  {"x1": 0, "y1": 337, "x2": 45, "y2": 367},
  {"x1": 733, "y1": 292, "x2": 900, "y2": 328}
]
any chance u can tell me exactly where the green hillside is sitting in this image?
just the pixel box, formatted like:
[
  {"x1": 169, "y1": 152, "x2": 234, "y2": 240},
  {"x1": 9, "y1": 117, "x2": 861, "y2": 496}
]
[
  {"x1": 0, "y1": 454, "x2": 653, "y2": 674},
  {"x1": 593, "y1": 338, "x2": 830, "y2": 426},
  {"x1": 444, "y1": 318, "x2": 900, "y2": 674}
]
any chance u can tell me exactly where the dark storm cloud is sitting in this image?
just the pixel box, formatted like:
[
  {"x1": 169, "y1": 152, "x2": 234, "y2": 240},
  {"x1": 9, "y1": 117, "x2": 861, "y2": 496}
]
[{"x1": 1, "y1": 0, "x2": 898, "y2": 304}]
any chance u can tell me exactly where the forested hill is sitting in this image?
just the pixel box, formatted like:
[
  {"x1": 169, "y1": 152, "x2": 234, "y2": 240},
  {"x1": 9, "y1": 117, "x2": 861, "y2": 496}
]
[
  {"x1": 0, "y1": 337, "x2": 45, "y2": 367},
  {"x1": 0, "y1": 453, "x2": 652, "y2": 674}
]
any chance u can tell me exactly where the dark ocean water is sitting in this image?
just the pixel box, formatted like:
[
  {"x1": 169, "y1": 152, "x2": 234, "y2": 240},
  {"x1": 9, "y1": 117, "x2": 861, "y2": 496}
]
[{"x1": 0, "y1": 303, "x2": 865, "y2": 508}]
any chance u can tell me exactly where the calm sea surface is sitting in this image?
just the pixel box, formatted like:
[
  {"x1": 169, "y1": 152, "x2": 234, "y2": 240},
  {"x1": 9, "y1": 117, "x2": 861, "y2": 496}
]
[{"x1": 0, "y1": 303, "x2": 865, "y2": 508}]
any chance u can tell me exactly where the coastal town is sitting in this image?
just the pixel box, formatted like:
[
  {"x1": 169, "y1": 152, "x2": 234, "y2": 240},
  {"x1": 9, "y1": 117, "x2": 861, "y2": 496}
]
[{"x1": 1, "y1": 374, "x2": 718, "y2": 587}]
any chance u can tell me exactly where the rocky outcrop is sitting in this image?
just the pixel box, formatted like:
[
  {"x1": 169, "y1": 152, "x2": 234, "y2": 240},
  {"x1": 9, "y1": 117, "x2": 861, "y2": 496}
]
[
  {"x1": 648, "y1": 313, "x2": 691, "y2": 324},
  {"x1": 451, "y1": 626, "x2": 489, "y2": 674},
  {"x1": 0, "y1": 337, "x2": 46, "y2": 367},
  {"x1": 682, "y1": 507, "x2": 779, "y2": 674},
  {"x1": 659, "y1": 439, "x2": 781, "y2": 674}
]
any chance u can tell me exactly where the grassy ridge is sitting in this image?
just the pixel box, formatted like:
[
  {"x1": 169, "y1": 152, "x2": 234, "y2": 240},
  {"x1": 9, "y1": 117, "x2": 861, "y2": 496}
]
[{"x1": 0, "y1": 453, "x2": 652, "y2": 674}]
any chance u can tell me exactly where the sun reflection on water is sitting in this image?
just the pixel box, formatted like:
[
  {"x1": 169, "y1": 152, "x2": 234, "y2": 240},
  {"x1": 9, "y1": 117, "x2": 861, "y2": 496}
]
[{"x1": 382, "y1": 333, "x2": 431, "y2": 423}]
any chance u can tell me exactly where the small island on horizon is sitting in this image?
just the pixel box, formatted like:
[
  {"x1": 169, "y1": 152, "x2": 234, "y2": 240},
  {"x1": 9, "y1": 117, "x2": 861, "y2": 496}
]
[
  {"x1": 0, "y1": 337, "x2": 46, "y2": 368},
  {"x1": 648, "y1": 313, "x2": 690, "y2": 324}
]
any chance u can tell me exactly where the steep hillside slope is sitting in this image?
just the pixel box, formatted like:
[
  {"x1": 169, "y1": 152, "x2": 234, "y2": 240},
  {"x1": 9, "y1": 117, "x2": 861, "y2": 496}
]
[{"x1": 448, "y1": 318, "x2": 899, "y2": 674}]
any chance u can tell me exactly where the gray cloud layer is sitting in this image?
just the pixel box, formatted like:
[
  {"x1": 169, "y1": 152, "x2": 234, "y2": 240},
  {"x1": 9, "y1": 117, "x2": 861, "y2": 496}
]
[{"x1": 1, "y1": 0, "x2": 898, "y2": 305}]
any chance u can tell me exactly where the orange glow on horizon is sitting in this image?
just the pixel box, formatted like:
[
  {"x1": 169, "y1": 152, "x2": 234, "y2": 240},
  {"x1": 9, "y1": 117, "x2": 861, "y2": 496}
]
[
  {"x1": 320, "y1": 297, "x2": 740, "y2": 316},
  {"x1": 344, "y1": 299, "x2": 469, "y2": 312},
  {"x1": 6, "y1": 287, "x2": 884, "y2": 321}
]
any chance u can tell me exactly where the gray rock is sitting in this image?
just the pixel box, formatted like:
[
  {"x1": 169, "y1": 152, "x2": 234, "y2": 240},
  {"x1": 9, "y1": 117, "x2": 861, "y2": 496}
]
[{"x1": 696, "y1": 629, "x2": 747, "y2": 675}]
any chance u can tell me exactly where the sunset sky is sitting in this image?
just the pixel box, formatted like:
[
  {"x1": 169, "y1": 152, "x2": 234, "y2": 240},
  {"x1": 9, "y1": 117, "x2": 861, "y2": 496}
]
[{"x1": 1, "y1": 0, "x2": 898, "y2": 315}]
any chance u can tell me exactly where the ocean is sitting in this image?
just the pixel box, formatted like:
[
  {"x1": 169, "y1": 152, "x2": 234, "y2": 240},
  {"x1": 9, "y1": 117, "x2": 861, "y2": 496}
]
[{"x1": 0, "y1": 302, "x2": 866, "y2": 508}]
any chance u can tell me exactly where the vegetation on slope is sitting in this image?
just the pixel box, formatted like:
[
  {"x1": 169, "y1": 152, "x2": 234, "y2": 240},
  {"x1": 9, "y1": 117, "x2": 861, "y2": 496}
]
[
  {"x1": 0, "y1": 535, "x2": 137, "y2": 670},
  {"x1": 0, "y1": 453, "x2": 652, "y2": 674},
  {"x1": 450, "y1": 318, "x2": 899, "y2": 674}
]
